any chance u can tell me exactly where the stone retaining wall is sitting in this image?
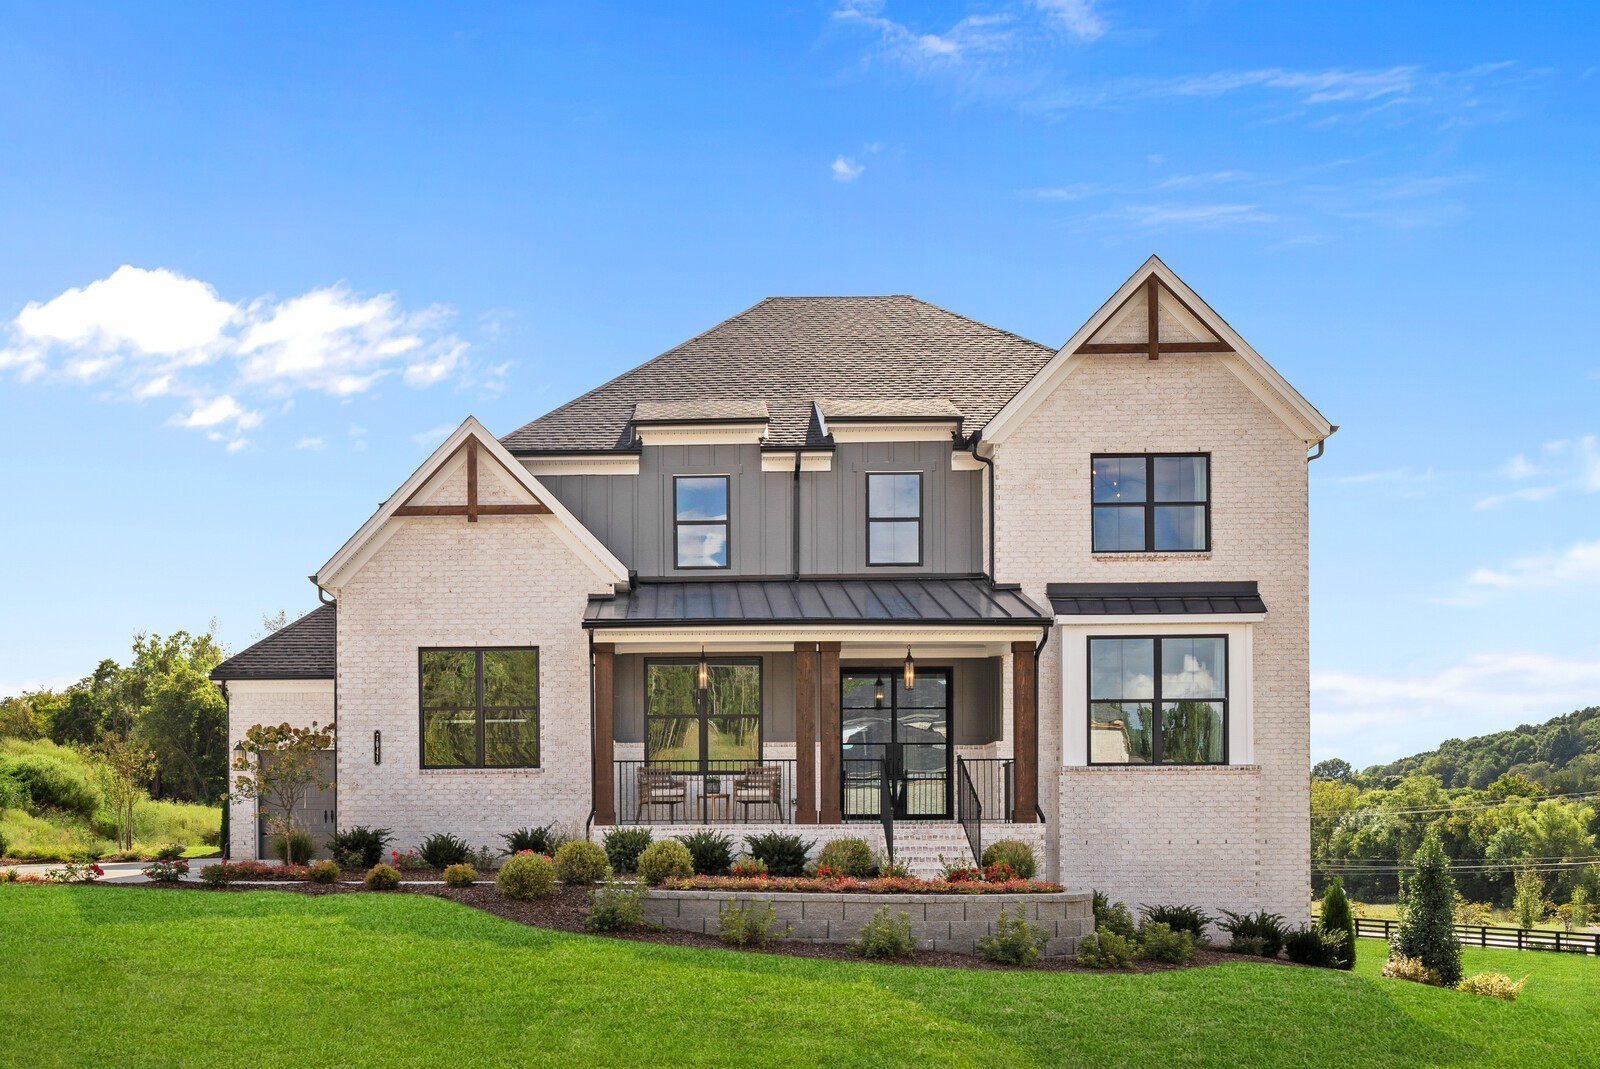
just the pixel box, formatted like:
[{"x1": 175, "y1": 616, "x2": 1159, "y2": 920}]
[{"x1": 643, "y1": 889, "x2": 1093, "y2": 957}]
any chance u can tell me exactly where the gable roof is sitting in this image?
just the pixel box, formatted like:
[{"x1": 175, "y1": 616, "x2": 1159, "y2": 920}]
[
  {"x1": 981, "y1": 256, "x2": 1334, "y2": 447},
  {"x1": 500, "y1": 296, "x2": 1055, "y2": 453},
  {"x1": 210, "y1": 603, "x2": 335, "y2": 681}
]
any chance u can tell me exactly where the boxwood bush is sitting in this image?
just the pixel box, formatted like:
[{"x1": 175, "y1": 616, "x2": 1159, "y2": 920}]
[
  {"x1": 443, "y1": 863, "x2": 478, "y2": 888},
  {"x1": 553, "y1": 840, "x2": 611, "y2": 885},
  {"x1": 980, "y1": 840, "x2": 1037, "y2": 880},
  {"x1": 816, "y1": 836, "x2": 874, "y2": 877},
  {"x1": 496, "y1": 852, "x2": 556, "y2": 900},
  {"x1": 363, "y1": 863, "x2": 400, "y2": 891},
  {"x1": 636, "y1": 839, "x2": 694, "y2": 885}
]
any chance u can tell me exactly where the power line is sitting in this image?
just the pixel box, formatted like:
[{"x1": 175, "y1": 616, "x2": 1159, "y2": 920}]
[{"x1": 1311, "y1": 789, "x2": 1600, "y2": 819}]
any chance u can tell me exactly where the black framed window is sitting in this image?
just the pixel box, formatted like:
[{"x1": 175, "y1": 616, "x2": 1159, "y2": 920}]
[
  {"x1": 419, "y1": 648, "x2": 539, "y2": 768},
  {"x1": 674, "y1": 475, "x2": 730, "y2": 568},
  {"x1": 1092, "y1": 454, "x2": 1209, "y2": 552},
  {"x1": 1088, "y1": 636, "x2": 1226, "y2": 765},
  {"x1": 866, "y1": 472, "x2": 922, "y2": 566},
  {"x1": 644, "y1": 659, "x2": 762, "y2": 770}
]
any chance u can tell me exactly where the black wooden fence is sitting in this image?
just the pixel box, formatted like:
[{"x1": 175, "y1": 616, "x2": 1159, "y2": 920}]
[{"x1": 1355, "y1": 917, "x2": 1600, "y2": 955}]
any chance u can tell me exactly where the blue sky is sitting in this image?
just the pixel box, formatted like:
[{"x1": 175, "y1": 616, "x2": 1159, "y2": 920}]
[{"x1": 1, "y1": 2, "x2": 1596, "y2": 767}]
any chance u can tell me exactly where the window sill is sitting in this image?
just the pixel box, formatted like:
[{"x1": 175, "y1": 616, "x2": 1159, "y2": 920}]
[
  {"x1": 1063, "y1": 763, "x2": 1259, "y2": 773},
  {"x1": 1091, "y1": 552, "x2": 1213, "y2": 562},
  {"x1": 418, "y1": 767, "x2": 544, "y2": 776}
]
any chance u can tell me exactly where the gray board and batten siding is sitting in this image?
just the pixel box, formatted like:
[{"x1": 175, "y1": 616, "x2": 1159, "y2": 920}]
[{"x1": 532, "y1": 441, "x2": 981, "y2": 579}]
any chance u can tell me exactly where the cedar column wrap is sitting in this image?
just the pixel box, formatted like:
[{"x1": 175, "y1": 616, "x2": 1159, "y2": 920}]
[
  {"x1": 793, "y1": 642, "x2": 818, "y2": 824},
  {"x1": 818, "y1": 641, "x2": 843, "y2": 824},
  {"x1": 592, "y1": 643, "x2": 616, "y2": 825},
  {"x1": 1011, "y1": 640, "x2": 1038, "y2": 824}
]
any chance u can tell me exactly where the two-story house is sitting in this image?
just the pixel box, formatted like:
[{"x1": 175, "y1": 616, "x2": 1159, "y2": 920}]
[{"x1": 213, "y1": 256, "x2": 1333, "y2": 920}]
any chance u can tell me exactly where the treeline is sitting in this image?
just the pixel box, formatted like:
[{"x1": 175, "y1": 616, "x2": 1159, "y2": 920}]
[
  {"x1": 0, "y1": 630, "x2": 229, "y2": 803},
  {"x1": 1313, "y1": 706, "x2": 1600, "y2": 912}
]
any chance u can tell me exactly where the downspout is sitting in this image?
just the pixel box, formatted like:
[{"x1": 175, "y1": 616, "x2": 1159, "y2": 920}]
[
  {"x1": 1033, "y1": 622, "x2": 1051, "y2": 825},
  {"x1": 969, "y1": 433, "x2": 996, "y2": 580},
  {"x1": 585, "y1": 629, "x2": 596, "y2": 841},
  {"x1": 791, "y1": 450, "x2": 802, "y2": 580},
  {"x1": 310, "y1": 575, "x2": 337, "y2": 840}
]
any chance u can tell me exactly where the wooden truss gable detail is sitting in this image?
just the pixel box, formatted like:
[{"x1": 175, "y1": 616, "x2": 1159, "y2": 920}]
[
  {"x1": 393, "y1": 437, "x2": 552, "y2": 522},
  {"x1": 1074, "y1": 275, "x2": 1234, "y2": 360}
]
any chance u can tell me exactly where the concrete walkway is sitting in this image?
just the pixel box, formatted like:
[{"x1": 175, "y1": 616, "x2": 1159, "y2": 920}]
[{"x1": 8, "y1": 857, "x2": 226, "y2": 884}]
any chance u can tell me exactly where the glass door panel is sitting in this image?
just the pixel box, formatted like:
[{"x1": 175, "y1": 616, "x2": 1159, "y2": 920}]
[{"x1": 840, "y1": 669, "x2": 950, "y2": 819}]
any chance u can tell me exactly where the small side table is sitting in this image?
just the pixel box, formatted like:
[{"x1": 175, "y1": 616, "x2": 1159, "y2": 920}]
[{"x1": 701, "y1": 792, "x2": 731, "y2": 823}]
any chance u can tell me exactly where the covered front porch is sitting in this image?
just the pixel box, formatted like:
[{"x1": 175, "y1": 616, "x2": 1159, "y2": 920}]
[{"x1": 584, "y1": 577, "x2": 1050, "y2": 861}]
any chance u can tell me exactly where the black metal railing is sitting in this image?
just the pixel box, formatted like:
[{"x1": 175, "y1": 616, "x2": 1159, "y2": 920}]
[
  {"x1": 955, "y1": 757, "x2": 982, "y2": 864},
  {"x1": 1355, "y1": 917, "x2": 1600, "y2": 955},
  {"x1": 961, "y1": 758, "x2": 1014, "y2": 825},
  {"x1": 615, "y1": 759, "x2": 795, "y2": 825},
  {"x1": 842, "y1": 756, "x2": 884, "y2": 821}
]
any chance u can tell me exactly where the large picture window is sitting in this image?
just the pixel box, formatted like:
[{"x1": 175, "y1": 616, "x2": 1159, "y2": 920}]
[
  {"x1": 1088, "y1": 636, "x2": 1226, "y2": 765},
  {"x1": 419, "y1": 648, "x2": 539, "y2": 768},
  {"x1": 1092, "y1": 454, "x2": 1209, "y2": 552},
  {"x1": 675, "y1": 475, "x2": 730, "y2": 568},
  {"x1": 645, "y1": 659, "x2": 761, "y2": 769},
  {"x1": 866, "y1": 472, "x2": 922, "y2": 566}
]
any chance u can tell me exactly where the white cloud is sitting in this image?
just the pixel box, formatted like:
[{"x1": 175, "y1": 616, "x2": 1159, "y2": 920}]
[
  {"x1": 1475, "y1": 434, "x2": 1600, "y2": 509},
  {"x1": 412, "y1": 423, "x2": 457, "y2": 449},
  {"x1": 834, "y1": 1, "x2": 1017, "y2": 66},
  {"x1": 295, "y1": 436, "x2": 325, "y2": 451},
  {"x1": 831, "y1": 155, "x2": 866, "y2": 182},
  {"x1": 1033, "y1": 0, "x2": 1105, "y2": 41},
  {"x1": 1102, "y1": 202, "x2": 1273, "y2": 228},
  {"x1": 0, "y1": 266, "x2": 476, "y2": 449},
  {"x1": 1312, "y1": 650, "x2": 1600, "y2": 764},
  {"x1": 1463, "y1": 538, "x2": 1600, "y2": 594}
]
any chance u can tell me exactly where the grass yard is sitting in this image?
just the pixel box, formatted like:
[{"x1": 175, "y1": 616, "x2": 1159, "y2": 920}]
[{"x1": 2, "y1": 888, "x2": 1597, "y2": 1068}]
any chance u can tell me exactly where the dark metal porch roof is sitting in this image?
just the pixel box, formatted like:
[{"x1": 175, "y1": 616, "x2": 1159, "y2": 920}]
[
  {"x1": 1045, "y1": 581, "x2": 1267, "y2": 616},
  {"x1": 584, "y1": 577, "x2": 1051, "y2": 629}
]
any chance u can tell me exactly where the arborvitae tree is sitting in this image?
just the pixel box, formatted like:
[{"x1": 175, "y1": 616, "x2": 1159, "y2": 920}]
[
  {"x1": 1319, "y1": 876, "x2": 1357, "y2": 970},
  {"x1": 1394, "y1": 831, "x2": 1462, "y2": 985}
]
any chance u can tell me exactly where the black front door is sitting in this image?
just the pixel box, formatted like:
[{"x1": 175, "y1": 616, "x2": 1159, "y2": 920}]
[{"x1": 841, "y1": 669, "x2": 950, "y2": 819}]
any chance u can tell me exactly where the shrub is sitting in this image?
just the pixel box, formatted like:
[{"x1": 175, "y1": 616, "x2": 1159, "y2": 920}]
[
  {"x1": 199, "y1": 862, "x2": 233, "y2": 887},
  {"x1": 981, "y1": 839, "x2": 1037, "y2": 880},
  {"x1": 718, "y1": 901, "x2": 792, "y2": 947},
  {"x1": 1382, "y1": 953, "x2": 1442, "y2": 986},
  {"x1": 364, "y1": 863, "x2": 400, "y2": 891},
  {"x1": 142, "y1": 858, "x2": 190, "y2": 883},
  {"x1": 1137, "y1": 921, "x2": 1196, "y2": 964},
  {"x1": 270, "y1": 828, "x2": 316, "y2": 865},
  {"x1": 977, "y1": 906, "x2": 1051, "y2": 966},
  {"x1": 1092, "y1": 891, "x2": 1136, "y2": 940},
  {"x1": 1319, "y1": 877, "x2": 1357, "y2": 969},
  {"x1": 329, "y1": 825, "x2": 392, "y2": 868},
  {"x1": 601, "y1": 827, "x2": 652, "y2": 874},
  {"x1": 1512, "y1": 866, "x2": 1546, "y2": 930},
  {"x1": 1454, "y1": 895, "x2": 1493, "y2": 927},
  {"x1": 1285, "y1": 925, "x2": 1347, "y2": 968},
  {"x1": 1, "y1": 753, "x2": 100, "y2": 817},
  {"x1": 676, "y1": 830, "x2": 735, "y2": 876},
  {"x1": 730, "y1": 855, "x2": 768, "y2": 878},
  {"x1": 1140, "y1": 903, "x2": 1212, "y2": 943},
  {"x1": 45, "y1": 860, "x2": 103, "y2": 883},
  {"x1": 0, "y1": 769, "x2": 32, "y2": 812},
  {"x1": 849, "y1": 906, "x2": 916, "y2": 959},
  {"x1": 1076, "y1": 926, "x2": 1137, "y2": 968},
  {"x1": 503, "y1": 824, "x2": 566, "y2": 857},
  {"x1": 636, "y1": 839, "x2": 694, "y2": 886},
  {"x1": 1393, "y1": 832, "x2": 1463, "y2": 987},
  {"x1": 468, "y1": 845, "x2": 498, "y2": 873},
  {"x1": 745, "y1": 831, "x2": 813, "y2": 876},
  {"x1": 585, "y1": 884, "x2": 646, "y2": 932},
  {"x1": 1218, "y1": 909, "x2": 1288, "y2": 958},
  {"x1": 817, "y1": 837, "x2": 874, "y2": 877},
  {"x1": 496, "y1": 852, "x2": 556, "y2": 900},
  {"x1": 0, "y1": 828, "x2": 8, "y2": 860},
  {"x1": 443, "y1": 863, "x2": 478, "y2": 888},
  {"x1": 1226, "y1": 935, "x2": 1269, "y2": 956},
  {"x1": 390, "y1": 849, "x2": 427, "y2": 871},
  {"x1": 153, "y1": 843, "x2": 187, "y2": 862},
  {"x1": 419, "y1": 832, "x2": 472, "y2": 869},
  {"x1": 553, "y1": 840, "x2": 611, "y2": 885},
  {"x1": 875, "y1": 852, "x2": 911, "y2": 878},
  {"x1": 307, "y1": 859, "x2": 341, "y2": 884},
  {"x1": 1457, "y1": 972, "x2": 1529, "y2": 1001}
]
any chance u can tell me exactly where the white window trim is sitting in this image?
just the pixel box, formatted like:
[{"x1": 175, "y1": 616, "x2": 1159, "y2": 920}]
[{"x1": 1058, "y1": 616, "x2": 1255, "y2": 767}]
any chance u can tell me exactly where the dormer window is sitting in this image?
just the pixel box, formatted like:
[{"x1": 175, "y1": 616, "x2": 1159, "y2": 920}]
[
  {"x1": 866, "y1": 472, "x2": 922, "y2": 566},
  {"x1": 675, "y1": 475, "x2": 730, "y2": 568},
  {"x1": 1092, "y1": 454, "x2": 1209, "y2": 553}
]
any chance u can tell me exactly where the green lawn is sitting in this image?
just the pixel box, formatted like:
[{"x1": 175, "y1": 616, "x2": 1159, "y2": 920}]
[{"x1": 2, "y1": 888, "x2": 1597, "y2": 1068}]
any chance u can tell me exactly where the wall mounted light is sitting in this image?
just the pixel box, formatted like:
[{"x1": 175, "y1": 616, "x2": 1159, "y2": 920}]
[
  {"x1": 903, "y1": 647, "x2": 916, "y2": 690},
  {"x1": 696, "y1": 647, "x2": 710, "y2": 692},
  {"x1": 874, "y1": 675, "x2": 885, "y2": 707}
]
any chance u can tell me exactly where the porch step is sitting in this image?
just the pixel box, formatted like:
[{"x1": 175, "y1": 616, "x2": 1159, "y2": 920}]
[{"x1": 890, "y1": 823, "x2": 978, "y2": 878}]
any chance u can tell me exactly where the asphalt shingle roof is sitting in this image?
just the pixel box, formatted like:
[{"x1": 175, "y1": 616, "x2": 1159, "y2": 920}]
[
  {"x1": 817, "y1": 397, "x2": 964, "y2": 421},
  {"x1": 1045, "y1": 582, "x2": 1267, "y2": 616},
  {"x1": 500, "y1": 296, "x2": 1055, "y2": 453},
  {"x1": 210, "y1": 603, "x2": 336, "y2": 681}
]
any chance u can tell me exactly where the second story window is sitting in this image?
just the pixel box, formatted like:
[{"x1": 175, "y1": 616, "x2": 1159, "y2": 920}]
[
  {"x1": 675, "y1": 475, "x2": 730, "y2": 568},
  {"x1": 1092, "y1": 454, "x2": 1209, "y2": 553},
  {"x1": 866, "y1": 472, "x2": 922, "y2": 565}
]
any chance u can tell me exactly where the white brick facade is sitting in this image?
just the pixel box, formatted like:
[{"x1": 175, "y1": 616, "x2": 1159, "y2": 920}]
[
  {"x1": 224, "y1": 680, "x2": 335, "y2": 860},
  {"x1": 992, "y1": 353, "x2": 1313, "y2": 923}
]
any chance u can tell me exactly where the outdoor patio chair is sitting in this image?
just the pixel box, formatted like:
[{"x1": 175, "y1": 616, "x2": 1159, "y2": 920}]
[
  {"x1": 635, "y1": 765, "x2": 687, "y2": 822},
  {"x1": 732, "y1": 764, "x2": 784, "y2": 823}
]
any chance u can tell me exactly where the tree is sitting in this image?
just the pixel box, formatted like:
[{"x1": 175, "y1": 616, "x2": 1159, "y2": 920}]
[
  {"x1": 1393, "y1": 831, "x2": 1462, "y2": 985},
  {"x1": 1312, "y1": 757, "x2": 1353, "y2": 783},
  {"x1": 1319, "y1": 876, "x2": 1356, "y2": 970},
  {"x1": 232, "y1": 721, "x2": 335, "y2": 848},
  {"x1": 1512, "y1": 865, "x2": 1546, "y2": 930},
  {"x1": 0, "y1": 695, "x2": 46, "y2": 740},
  {"x1": 125, "y1": 630, "x2": 228, "y2": 801},
  {"x1": 93, "y1": 737, "x2": 156, "y2": 852}
]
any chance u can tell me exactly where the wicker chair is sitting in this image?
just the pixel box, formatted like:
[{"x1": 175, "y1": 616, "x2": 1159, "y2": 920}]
[
  {"x1": 732, "y1": 764, "x2": 784, "y2": 823},
  {"x1": 634, "y1": 766, "x2": 687, "y2": 822}
]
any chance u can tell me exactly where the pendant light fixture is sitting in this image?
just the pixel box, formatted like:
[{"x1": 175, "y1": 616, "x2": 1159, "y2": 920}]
[
  {"x1": 874, "y1": 675, "x2": 886, "y2": 707},
  {"x1": 903, "y1": 646, "x2": 916, "y2": 690},
  {"x1": 696, "y1": 646, "x2": 710, "y2": 692}
]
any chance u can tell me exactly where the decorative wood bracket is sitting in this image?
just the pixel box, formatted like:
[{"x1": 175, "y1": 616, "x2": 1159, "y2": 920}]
[
  {"x1": 1074, "y1": 275, "x2": 1234, "y2": 360},
  {"x1": 393, "y1": 436, "x2": 551, "y2": 520}
]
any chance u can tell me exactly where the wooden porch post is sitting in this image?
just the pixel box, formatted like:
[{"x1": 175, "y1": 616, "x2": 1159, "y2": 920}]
[
  {"x1": 818, "y1": 641, "x2": 842, "y2": 823},
  {"x1": 593, "y1": 642, "x2": 616, "y2": 825},
  {"x1": 1011, "y1": 640, "x2": 1038, "y2": 824},
  {"x1": 793, "y1": 642, "x2": 818, "y2": 823}
]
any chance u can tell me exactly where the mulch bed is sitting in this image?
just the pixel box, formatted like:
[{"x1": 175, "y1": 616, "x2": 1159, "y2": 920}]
[{"x1": 91, "y1": 875, "x2": 1281, "y2": 973}]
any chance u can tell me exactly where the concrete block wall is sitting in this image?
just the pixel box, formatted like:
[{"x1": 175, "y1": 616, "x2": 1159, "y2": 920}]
[{"x1": 992, "y1": 353, "x2": 1313, "y2": 924}]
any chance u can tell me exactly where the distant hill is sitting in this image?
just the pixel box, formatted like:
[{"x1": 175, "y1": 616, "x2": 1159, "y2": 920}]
[{"x1": 1364, "y1": 705, "x2": 1600, "y2": 793}]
